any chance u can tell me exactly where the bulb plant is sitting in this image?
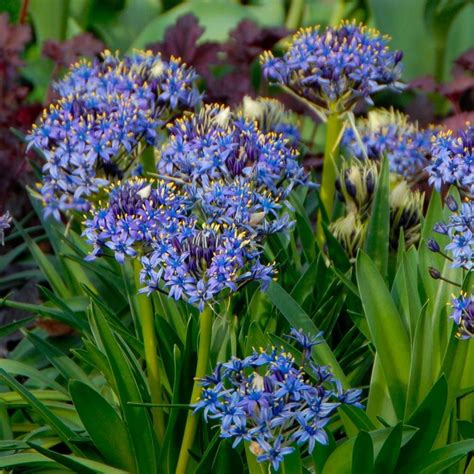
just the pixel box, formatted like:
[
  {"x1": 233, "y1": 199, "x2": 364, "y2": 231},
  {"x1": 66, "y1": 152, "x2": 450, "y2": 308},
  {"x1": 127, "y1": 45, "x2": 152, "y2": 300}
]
[{"x1": 0, "y1": 14, "x2": 473, "y2": 474}]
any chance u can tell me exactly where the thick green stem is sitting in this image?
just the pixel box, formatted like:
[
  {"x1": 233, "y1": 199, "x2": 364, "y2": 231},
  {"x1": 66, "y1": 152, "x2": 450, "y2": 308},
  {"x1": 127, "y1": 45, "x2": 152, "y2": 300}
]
[
  {"x1": 176, "y1": 306, "x2": 213, "y2": 474},
  {"x1": 316, "y1": 113, "x2": 343, "y2": 245},
  {"x1": 132, "y1": 260, "x2": 165, "y2": 443}
]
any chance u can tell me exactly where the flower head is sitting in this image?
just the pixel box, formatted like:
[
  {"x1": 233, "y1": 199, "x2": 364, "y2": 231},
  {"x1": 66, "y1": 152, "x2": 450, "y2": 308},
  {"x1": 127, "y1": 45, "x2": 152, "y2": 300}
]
[
  {"x1": 0, "y1": 211, "x2": 11, "y2": 245},
  {"x1": 426, "y1": 125, "x2": 474, "y2": 196},
  {"x1": 157, "y1": 103, "x2": 306, "y2": 235},
  {"x1": 194, "y1": 329, "x2": 363, "y2": 470},
  {"x1": 342, "y1": 108, "x2": 437, "y2": 181},
  {"x1": 140, "y1": 222, "x2": 275, "y2": 311},
  {"x1": 449, "y1": 292, "x2": 474, "y2": 339},
  {"x1": 260, "y1": 21, "x2": 403, "y2": 113},
  {"x1": 83, "y1": 177, "x2": 191, "y2": 263},
  {"x1": 28, "y1": 50, "x2": 200, "y2": 219}
]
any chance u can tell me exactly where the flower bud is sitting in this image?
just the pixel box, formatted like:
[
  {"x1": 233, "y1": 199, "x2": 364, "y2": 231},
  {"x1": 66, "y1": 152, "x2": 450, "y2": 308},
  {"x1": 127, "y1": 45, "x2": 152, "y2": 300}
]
[
  {"x1": 445, "y1": 195, "x2": 458, "y2": 212},
  {"x1": 427, "y1": 238, "x2": 440, "y2": 253},
  {"x1": 428, "y1": 267, "x2": 441, "y2": 280}
]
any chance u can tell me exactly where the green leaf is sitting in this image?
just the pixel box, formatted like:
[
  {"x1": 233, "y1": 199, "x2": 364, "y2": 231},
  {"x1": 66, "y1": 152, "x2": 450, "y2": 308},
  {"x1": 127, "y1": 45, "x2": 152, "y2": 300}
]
[
  {"x1": 356, "y1": 252, "x2": 411, "y2": 419},
  {"x1": 0, "y1": 359, "x2": 66, "y2": 394},
  {"x1": 322, "y1": 425, "x2": 418, "y2": 474},
  {"x1": 69, "y1": 381, "x2": 136, "y2": 472},
  {"x1": 401, "y1": 440, "x2": 474, "y2": 474},
  {"x1": 373, "y1": 423, "x2": 403, "y2": 474},
  {"x1": 267, "y1": 281, "x2": 348, "y2": 387},
  {"x1": 339, "y1": 405, "x2": 376, "y2": 434},
  {"x1": 89, "y1": 305, "x2": 157, "y2": 474},
  {"x1": 29, "y1": 0, "x2": 69, "y2": 43},
  {"x1": 458, "y1": 420, "x2": 474, "y2": 440},
  {"x1": 29, "y1": 442, "x2": 129, "y2": 474},
  {"x1": 0, "y1": 369, "x2": 81, "y2": 455},
  {"x1": 0, "y1": 316, "x2": 35, "y2": 339},
  {"x1": 0, "y1": 453, "x2": 57, "y2": 469},
  {"x1": 398, "y1": 376, "x2": 448, "y2": 471},
  {"x1": 211, "y1": 440, "x2": 245, "y2": 473},
  {"x1": 352, "y1": 431, "x2": 373, "y2": 474},
  {"x1": 13, "y1": 219, "x2": 70, "y2": 298},
  {"x1": 25, "y1": 332, "x2": 90, "y2": 385},
  {"x1": 405, "y1": 304, "x2": 433, "y2": 417},
  {"x1": 364, "y1": 156, "x2": 390, "y2": 279},
  {"x1": 323, "y1": 222, "x2": 351, "y2": 272}
]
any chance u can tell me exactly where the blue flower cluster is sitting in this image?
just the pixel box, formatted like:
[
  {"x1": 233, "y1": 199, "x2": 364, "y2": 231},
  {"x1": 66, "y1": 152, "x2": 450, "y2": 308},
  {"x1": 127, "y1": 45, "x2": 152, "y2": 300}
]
[
  {"x1": 156, "y1": 104, "x2": 306, "y2": 235},
  {"x1": 82, "y1": 178, "x2": 191, "y2": 264},
  {"x1": 83, "y1": 104, "x2": 306, "y2": 309},
  {"x1": 260, "y1": 21, "x2": 403, "y2": 112},
  {"x1": 450, "y1": 292, "x2": 474, "y2": 339},
  {"x1": 426, "y1": 125, "x2": 474, "y2": 195},
  {"x1": 28, "y1": 50, "x2": 201, "y2": 219},
  {"x1": 194, "y1": 328, "x2": 362, "y2": 470},
  {"x1": 432, "y1": 199, "x2": 473, "y2": 271},
  {"x1": 0, "y1": 211, "x2": 11, "y2": 246},
  {"x1": 342, "y1": 109, "x2": 436, "y2": 180},
  {"x1": 140, "y1": 222, "x2": 275, "y2": 310}
]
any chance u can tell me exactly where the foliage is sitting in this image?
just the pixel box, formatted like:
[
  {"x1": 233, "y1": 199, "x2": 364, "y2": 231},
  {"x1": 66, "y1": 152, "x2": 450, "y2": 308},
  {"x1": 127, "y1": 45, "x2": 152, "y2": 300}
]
[{"x1": 0, "y1": 1, "x2": 473, "y2": 474}]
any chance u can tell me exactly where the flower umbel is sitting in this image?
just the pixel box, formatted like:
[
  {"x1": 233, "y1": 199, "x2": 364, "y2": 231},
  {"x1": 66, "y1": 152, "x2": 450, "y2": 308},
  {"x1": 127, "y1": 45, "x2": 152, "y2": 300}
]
[
  {"x1": 430, "y1": 198, "x2": 473, "y2": 271},
  {"x1": 194, "y1": 329, "x2": 362, "y2": 470},
  {"x1": 28, "y1": 50, "x2": 201, "y2": 219},
  {"x1": 260, "y1": 21, "x2": 403, "y2": 114},
  {"x1": 426, "y1": 125, "x2": 474, "y2": 196}
]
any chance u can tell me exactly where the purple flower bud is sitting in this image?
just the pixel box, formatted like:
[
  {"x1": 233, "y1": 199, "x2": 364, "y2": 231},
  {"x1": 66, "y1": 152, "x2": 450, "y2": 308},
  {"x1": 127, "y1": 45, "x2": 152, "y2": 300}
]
[
  {"x1": 428, "y1": 266, "x2": 441, "y2": 280},
  {"x1": 427, "y1": 238, "x2": 440, "y2": 253},
  {"x1": 445, "y1": 195, "x2": 458, "y2": 212}
]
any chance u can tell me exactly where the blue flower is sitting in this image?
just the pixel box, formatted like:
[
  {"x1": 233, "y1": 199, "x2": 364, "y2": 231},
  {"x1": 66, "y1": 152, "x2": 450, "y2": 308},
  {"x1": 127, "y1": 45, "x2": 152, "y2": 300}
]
[
  {"x1": 83, "y1": 177, "x2": 191, "y2": 264},
  {"x1": 450, "y1": 292, "x2": 474, "y2": 340},
  {"x1": 156, "y1": 104, "x2": 307, "y2": 236},
  {"x1": 292, "y1": 415, "x2": 329, "y2": 453},
  {"x1": 29, "y1": 50, "x2": 201, "y2": 218},
  {"x1": 193, "y1": 329, "x2": 362, "y2": 468},
  {"x1": 261, "y1": 21, "x2": 403, "y2": 113},
  {"x1": 256, "y1": 435, "x2": 295, "y2": 471},
  {"x1": 429, "y1": 199, "x2": 473, "y2": 271},
  {"x1": 287, "y1": 327, "x2": 322, "y2": 359},
  {"x1": 426, "y1": 125, "x2": 474, "y2": 195}
]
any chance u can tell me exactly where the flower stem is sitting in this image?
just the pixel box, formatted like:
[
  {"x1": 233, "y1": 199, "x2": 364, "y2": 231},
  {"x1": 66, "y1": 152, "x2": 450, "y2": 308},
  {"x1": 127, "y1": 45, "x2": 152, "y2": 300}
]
[
  {"x1": 132, "y1": 259, "x2": 165, "y2": 443},
  {"x1": 176, "y1": 305, "x2": 213, "y2": 474},
  {"x1": 316, "y1": 112, "x2": 343, "y2": 245}
]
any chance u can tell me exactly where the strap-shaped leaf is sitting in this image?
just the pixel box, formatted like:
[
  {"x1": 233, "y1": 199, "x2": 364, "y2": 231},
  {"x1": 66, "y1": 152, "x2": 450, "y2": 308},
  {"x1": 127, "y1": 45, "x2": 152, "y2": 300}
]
[
  {"x1": 356, "y1": 251, "x2": 411, "y2": 419},
  {"x1": 69, "y1": 381, "x2": 136, "y2": 472}
]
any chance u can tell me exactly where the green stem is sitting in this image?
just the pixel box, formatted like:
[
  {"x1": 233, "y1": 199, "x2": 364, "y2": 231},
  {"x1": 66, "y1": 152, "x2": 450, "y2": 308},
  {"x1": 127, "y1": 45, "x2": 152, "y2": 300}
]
[
  {"x1": 176, "y1": 306, "x2": 213, "y2": 474},
  {"x1": 140, "y1": 146, "x2": 156, "y2": 177},
  {"x1": 132, "y1": 260, "x2": 165, "y2": 443},
  {"x1": 316, "y1": 112, "x2": 343, "y2": 245}
]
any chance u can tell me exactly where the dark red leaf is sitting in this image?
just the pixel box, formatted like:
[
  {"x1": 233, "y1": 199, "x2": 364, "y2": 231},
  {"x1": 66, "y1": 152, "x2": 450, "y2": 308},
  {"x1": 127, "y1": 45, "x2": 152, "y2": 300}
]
[{"x1": 42, "y1": 32, "x2": 104, "y2": 68}]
